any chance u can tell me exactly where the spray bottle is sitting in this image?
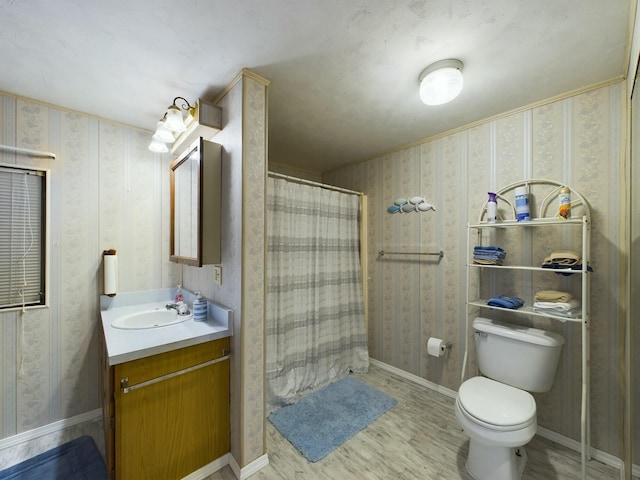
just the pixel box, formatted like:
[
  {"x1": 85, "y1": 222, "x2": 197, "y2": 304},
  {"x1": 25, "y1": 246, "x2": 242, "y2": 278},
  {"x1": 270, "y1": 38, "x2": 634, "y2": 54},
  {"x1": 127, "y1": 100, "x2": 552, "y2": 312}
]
[
  {"x1": 487, "y1": 192, "x2": 497, "y2": 223},
  {"x1": 557, "y1": 186, "x2": 571, "y2": 219}
]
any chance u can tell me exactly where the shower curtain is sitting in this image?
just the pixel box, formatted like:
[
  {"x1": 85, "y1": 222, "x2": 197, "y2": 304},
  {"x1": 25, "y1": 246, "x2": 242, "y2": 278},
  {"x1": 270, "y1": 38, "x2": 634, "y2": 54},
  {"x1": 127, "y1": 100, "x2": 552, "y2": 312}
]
[{"x1": 266, "y1": 177, "x2": 369, "y2": 412}]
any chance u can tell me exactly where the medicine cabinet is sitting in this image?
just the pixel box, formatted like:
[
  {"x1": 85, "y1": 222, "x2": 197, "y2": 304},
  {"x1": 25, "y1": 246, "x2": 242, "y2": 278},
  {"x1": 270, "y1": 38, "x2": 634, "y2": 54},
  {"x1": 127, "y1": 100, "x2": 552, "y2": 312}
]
[{"x1": 170, "y1": 137, "x2": 222, "y2": 266}]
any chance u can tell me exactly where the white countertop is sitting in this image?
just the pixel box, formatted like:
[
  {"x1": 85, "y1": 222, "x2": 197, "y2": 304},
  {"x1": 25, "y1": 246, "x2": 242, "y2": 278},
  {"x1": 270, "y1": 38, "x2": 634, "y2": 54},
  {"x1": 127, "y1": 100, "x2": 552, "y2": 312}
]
[{"x1": 100, "y1": 288, "x2": 233, "y2": 365}]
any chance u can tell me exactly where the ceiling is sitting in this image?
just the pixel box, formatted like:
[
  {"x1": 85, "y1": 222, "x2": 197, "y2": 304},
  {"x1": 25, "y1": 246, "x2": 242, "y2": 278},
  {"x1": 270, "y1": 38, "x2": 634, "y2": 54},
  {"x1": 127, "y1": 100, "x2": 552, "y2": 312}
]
[{"x1": 0, "y1": 0, "x2": 633, "y2": 173}]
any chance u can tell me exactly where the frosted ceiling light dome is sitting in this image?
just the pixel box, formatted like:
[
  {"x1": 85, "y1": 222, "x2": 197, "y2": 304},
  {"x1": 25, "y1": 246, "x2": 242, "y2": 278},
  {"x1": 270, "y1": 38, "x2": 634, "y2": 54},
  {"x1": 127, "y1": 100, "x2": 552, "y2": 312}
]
[{"x1": 419, "y1": 59, "x2": 464, "y2": 106}]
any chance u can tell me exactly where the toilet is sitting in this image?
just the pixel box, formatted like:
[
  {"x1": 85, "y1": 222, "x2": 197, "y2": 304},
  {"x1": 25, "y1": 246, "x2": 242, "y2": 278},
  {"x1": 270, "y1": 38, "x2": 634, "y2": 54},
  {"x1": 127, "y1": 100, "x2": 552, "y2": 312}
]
[{"x1": 455, "y1": 317, "x2": 565, "y2": 480}]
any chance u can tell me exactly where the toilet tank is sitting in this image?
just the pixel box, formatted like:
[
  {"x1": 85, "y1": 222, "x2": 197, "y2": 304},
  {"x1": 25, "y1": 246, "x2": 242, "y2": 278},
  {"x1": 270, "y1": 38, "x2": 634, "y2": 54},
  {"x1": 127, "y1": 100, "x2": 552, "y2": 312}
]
[{"x1": 473, "y1": 317, "x2": 565, "y2": 392}]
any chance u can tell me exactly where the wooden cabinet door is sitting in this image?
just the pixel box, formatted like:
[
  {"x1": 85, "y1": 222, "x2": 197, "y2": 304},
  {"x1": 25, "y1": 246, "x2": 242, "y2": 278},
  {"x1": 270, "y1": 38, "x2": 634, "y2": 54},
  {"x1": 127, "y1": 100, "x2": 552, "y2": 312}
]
[{"x1": 114, "y1": 340, "x2": 230, "y2": 479}]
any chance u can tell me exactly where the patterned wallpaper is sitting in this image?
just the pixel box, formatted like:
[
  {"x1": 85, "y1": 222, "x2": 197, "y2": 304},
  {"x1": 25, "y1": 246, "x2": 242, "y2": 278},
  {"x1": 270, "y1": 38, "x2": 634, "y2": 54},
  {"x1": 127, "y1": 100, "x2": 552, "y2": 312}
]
[
  {"x1": 0, "y1": 95, "x2": 179, "y2": 438},
  {"x1": 0, "y1": 70, "x2": 268, "y2": 471},
  {"x1": 183, "y1": 71, "x2": 268, "y2": 468},
  {"x1": 0, "y1": 77, "x2": 626, "y2": 468},
  {"x1": 324, "y1": 82, "x2": 625, "y2": 457}
]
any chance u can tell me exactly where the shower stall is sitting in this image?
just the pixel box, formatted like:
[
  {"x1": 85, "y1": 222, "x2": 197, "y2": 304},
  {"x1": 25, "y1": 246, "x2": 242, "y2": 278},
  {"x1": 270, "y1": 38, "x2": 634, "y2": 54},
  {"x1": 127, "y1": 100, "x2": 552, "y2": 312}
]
[{"x1": 266, "y1": 173, "x2": 369, "y2": 412}]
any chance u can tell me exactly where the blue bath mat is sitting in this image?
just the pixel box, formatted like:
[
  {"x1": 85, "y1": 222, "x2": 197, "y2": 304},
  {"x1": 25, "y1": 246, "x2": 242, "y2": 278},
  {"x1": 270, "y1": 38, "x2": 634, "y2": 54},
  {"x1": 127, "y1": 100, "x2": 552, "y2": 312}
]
[
  {"x1": 268, "y1": 375, "x2": 397, "y2": 462},
  {"x1": 0, "y1": 435, "x2": 106, "y2": 480}
]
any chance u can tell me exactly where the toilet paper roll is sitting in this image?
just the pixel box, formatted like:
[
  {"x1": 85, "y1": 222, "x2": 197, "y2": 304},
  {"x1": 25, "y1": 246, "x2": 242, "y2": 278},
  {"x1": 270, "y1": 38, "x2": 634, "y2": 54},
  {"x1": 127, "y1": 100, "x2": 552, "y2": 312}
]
[
  {"x1": 103, "y1": 250, "x2": 117, "y2": 297},
  {"x1": 427, "y1": 337, "x2": 445, "y2": 357}
]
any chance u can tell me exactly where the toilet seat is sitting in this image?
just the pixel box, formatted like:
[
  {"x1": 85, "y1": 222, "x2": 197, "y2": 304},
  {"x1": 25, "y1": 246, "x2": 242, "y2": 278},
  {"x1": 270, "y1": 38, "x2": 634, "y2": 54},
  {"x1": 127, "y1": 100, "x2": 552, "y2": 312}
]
[{"x1": 458, "y1": 377, "x2": 536, "y2": 431}]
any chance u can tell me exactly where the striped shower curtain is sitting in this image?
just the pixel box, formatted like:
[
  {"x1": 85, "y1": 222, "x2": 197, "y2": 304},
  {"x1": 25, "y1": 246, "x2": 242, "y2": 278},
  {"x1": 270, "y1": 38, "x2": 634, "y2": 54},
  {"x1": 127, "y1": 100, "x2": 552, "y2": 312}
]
[{"x1": 266, "y1": 177, "x2": 369, "y2": 412}]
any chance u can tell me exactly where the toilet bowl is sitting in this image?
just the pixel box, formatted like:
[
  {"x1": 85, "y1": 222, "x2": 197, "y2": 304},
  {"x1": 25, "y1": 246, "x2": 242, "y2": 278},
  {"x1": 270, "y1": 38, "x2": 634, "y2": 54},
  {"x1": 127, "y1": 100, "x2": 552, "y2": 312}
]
[
  {"x1": 455, "y1": 318, "x2": 564, "y2": 480},
  {"x1": 455, "y1": 376, "x2": 537, "y2": 480}
]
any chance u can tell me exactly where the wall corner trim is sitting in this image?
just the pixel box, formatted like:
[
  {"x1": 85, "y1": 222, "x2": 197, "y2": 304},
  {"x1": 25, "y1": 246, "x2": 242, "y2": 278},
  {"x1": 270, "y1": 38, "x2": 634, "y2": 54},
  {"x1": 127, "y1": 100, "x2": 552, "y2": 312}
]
[{"x1": 228, "y1": 452, "x2": 270, "y2": 479}]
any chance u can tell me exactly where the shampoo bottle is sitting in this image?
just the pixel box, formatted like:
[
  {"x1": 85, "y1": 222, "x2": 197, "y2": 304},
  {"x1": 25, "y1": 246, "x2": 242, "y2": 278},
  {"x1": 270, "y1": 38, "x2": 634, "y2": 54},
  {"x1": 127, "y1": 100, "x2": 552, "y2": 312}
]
[{"x1": 487, "y1": 192, "x2": 497, "y2": 223}]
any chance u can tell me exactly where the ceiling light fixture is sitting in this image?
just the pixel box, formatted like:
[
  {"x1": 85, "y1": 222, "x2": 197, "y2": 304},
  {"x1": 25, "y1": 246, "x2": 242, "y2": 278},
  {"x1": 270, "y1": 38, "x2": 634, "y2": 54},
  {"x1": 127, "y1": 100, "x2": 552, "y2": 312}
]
[
  {"x1": 149, "y1": 97, "x2": 223, "y2": 155},
  {"x1": 418, "y1": 59, "x2": 464, "y2": 106}
]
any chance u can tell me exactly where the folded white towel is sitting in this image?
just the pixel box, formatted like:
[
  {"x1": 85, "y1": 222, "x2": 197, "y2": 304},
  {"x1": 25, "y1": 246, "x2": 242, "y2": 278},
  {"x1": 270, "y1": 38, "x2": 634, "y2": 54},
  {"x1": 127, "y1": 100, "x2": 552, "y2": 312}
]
[
  {"x1": 533, "y1": 299, "x2": 580, "y2": 312},
  {"x1": 533, "y1": 307, "x2": 582, "y2": 321}
]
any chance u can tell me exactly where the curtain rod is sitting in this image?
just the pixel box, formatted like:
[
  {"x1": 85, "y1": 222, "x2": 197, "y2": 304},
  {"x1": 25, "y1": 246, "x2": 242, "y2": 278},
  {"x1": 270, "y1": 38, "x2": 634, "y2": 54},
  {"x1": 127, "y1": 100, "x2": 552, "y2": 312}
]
[
  {"x1": 268, "y1": 171, "x2": 363, "y2": 196},
  {"x1": 0, "y1": 144, "x2": 56, "y2": 159}
]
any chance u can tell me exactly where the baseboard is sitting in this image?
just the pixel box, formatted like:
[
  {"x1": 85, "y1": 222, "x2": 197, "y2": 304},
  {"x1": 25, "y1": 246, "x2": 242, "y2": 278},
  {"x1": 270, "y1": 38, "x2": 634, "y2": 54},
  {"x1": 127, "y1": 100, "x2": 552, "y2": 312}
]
[
  {"x1": 370, "y1": 359, "x2": 625, "y2": 479},
  {"x1": 369, "y1": 358, "x2": 458, "y2": 399},
  {"x1": 536, "y1": 426, "x2": 625, "y2": 480},
  {"x1": 0, "y1": 408, "x2": 102, "y2": 451},
  {"x1": 181, "y1": 453, "x2": 231, "y2": 480},
  {"x1": 228, "y1": 452, "x2": 269, "y2": 479}
]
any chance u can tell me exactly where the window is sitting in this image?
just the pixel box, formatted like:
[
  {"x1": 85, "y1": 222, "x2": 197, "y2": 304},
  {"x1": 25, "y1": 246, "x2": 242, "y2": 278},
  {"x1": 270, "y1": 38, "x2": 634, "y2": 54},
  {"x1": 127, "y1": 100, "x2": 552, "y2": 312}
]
[{"x1": 0, "y1": 164, "x2": 48, "y2": 311}]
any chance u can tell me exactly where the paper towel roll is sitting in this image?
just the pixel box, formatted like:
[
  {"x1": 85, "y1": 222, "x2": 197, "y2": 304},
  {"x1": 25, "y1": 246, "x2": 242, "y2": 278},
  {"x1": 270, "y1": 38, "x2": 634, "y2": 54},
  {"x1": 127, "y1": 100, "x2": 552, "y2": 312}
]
[
  {"x1": 427, "y1": 337, "x2": 445, "y2": 357},
  {"x1": 103, "y1": 250, "x2": 117, "y2": 297}
]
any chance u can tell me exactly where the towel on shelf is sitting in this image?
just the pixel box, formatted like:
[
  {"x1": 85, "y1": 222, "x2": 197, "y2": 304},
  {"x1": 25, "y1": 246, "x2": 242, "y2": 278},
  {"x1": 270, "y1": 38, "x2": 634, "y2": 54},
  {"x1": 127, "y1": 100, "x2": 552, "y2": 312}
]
[
  {"x1": 533, "y1": 306, "x2": 582, "y2": 319},
  {"x1": 534, "y1": 290, "x2": 572, "y2": 302},
  {"x1": 540, "y1": 249, "x2": 593, "y2": 276},
  {"x1": 533, "y1": 298, "x2": 580, "y2": 312},
  {"x1": 542, "y1": 250, "x2": 581, "y2": 266},
  {"x1": 487, "y1": 296, "x2": 524, "y2": 309},
  {"x1": 473, "y1": 245, "x2": 506, "y2": 265},
  {"x1": 541, "y1": 263, "x2": 593, "y2": 275}
]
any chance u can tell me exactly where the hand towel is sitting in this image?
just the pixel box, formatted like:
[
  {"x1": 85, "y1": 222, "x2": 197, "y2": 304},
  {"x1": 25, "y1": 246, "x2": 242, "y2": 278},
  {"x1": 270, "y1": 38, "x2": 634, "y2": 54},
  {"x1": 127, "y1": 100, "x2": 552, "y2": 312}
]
[
  {"x1": 533, "y1": 299, "x2": 580, "y2": 312},
  {"x1": 487, "y1": 296, "x2": 524, "y2": 309},
  {"x1": 534, "y1": 290, "x2": 572, "y2": 302},
  {"x1": 543, "y1": 250, "x2": 580, "y2": 266}
]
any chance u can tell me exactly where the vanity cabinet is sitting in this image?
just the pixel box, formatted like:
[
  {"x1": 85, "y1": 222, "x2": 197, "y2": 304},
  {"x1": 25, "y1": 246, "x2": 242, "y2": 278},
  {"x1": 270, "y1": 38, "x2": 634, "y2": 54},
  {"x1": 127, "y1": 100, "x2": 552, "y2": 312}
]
[{"x1": 102, "y1": 337, "x2": 230, "y2": 479}]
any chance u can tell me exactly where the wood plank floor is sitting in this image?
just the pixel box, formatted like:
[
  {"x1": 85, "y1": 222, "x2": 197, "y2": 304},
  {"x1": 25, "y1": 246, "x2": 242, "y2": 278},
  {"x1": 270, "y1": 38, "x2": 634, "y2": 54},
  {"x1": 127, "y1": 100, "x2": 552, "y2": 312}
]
[{"x1": 206, "y1": 364, "x2": 619, "y2": 479}]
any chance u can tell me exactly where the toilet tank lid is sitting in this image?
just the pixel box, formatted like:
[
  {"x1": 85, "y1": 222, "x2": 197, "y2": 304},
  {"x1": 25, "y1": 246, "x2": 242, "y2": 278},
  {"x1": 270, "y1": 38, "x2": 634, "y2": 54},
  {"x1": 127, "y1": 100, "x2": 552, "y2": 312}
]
[{"x1": 473, "y1": 317, "x2": 565, "y2": 347}]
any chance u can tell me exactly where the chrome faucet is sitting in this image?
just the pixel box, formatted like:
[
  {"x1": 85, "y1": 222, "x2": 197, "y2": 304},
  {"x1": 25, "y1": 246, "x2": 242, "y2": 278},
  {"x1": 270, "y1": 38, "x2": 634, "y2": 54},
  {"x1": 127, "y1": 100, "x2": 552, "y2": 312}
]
[{"x1": 166, "y1": 303, "x2": 191, "y2": 316}]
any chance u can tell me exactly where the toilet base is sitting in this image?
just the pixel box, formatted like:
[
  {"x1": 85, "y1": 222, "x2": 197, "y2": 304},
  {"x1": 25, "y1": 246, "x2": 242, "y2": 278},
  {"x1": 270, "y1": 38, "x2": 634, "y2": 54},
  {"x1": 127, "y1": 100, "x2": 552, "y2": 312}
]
[{"x1": 467, "y1": 439, "x2": 527, "y2": 480}]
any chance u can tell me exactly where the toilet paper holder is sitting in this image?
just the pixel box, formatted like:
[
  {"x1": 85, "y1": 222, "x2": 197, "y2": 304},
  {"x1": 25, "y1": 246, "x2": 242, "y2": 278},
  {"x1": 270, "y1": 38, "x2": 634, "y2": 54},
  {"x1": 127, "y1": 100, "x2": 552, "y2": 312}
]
[{"x1": 427, "y1": 337, "x2": 453, "y2": 357}]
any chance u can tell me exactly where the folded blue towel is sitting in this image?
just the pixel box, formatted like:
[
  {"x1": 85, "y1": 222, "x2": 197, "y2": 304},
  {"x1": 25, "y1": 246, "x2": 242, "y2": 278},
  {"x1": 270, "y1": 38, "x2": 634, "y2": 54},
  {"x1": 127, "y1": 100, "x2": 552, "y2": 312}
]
[
  {"x1": 474, "y1": 245, "x2": 504, "y2": 252},
  {"x1": 473, "y1": 253, "x2": 506, "y2": 261},
  {"x1": 473, "y1": 245, "x2": 506, "y2": 261},
  {"x1": 487, "y1": 296, "x2": 524, "y2": 309}
]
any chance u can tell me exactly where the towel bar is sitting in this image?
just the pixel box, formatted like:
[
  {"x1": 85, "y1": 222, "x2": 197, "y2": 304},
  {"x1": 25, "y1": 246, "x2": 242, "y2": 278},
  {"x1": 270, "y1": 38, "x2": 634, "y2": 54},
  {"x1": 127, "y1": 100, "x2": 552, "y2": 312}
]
[{"x1": 378, "y1": 250, "x2": 444, "y2": 258}]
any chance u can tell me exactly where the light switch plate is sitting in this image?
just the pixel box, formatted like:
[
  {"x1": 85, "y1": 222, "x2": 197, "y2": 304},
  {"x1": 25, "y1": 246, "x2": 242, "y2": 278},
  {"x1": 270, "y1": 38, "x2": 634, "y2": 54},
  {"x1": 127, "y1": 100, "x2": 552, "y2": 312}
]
[{"x1": 214, "y1": 265, "x2": 222, "y2": 285}]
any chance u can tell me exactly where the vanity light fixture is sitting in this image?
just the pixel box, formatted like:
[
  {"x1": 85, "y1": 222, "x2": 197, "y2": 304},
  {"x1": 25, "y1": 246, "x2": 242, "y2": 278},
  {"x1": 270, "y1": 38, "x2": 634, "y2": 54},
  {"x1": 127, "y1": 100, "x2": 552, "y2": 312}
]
[
  {"x1": 418, "y1": 59, "x2": 464, "y2": 106},
  {"x1": 148, "y1": 96, "x2": 198, "y2": 152},
  {"x1": 149, "y1": 97, "x2": 223, "y2": 155}
]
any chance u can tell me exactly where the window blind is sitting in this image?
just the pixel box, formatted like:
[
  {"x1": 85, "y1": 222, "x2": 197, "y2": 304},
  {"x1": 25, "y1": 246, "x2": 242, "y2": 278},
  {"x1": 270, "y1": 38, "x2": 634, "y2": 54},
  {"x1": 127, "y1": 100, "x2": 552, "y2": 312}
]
[{"x1": 0, "y1": 166, "x2": 46, "y2": 309}]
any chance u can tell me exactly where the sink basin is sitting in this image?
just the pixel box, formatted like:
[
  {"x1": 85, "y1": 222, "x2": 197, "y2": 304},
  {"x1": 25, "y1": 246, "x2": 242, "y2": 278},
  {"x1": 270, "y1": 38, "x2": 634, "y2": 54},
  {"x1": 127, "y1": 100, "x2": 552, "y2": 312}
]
[{"x1": 111, "y1": 308, "x2": 192, "y2": 330}]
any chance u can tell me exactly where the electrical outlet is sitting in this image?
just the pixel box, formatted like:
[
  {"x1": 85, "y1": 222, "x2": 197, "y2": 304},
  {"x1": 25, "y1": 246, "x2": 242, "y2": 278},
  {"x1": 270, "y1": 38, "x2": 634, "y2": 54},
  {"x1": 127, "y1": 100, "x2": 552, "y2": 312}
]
[{"x1": 214, "y1": 265, "x2": 222, "y2": 285}]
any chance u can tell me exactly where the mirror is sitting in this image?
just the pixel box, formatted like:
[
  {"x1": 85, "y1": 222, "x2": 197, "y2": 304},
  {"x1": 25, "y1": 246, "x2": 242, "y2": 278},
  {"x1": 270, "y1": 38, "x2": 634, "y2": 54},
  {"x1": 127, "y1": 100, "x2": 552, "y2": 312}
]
[{"x1": 170, "y1": 137, "x2": 222, "y2": 266}]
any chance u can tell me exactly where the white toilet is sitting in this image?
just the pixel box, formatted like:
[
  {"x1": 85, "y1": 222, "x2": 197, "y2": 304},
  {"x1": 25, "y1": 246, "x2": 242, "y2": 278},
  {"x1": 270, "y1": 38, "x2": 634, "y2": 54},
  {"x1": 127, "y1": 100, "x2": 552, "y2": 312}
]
[{"x1": 455, "y1": 317, "x2": 565, "y2": 480}]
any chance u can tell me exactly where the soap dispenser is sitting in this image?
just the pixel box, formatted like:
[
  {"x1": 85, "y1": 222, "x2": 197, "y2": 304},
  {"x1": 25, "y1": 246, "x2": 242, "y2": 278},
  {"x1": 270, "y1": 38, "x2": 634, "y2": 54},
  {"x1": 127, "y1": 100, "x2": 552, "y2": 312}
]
[
  {"x1": 193, "y1": 292, "x2": 207, "y2": 321},
  {"x1": 175, "y1": 285, "x2": 184, "y2": 303}
]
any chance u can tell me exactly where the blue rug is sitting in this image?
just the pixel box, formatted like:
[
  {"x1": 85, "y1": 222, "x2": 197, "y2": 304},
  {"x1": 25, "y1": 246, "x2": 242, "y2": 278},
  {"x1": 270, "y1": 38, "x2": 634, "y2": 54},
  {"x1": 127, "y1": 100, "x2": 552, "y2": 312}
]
[
  {"x1": 0, "y1": 436, "x2": 106, "y2": 480},
  {"x1": 268, "y1": 376, "x2": 397, "y2": 462}
]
